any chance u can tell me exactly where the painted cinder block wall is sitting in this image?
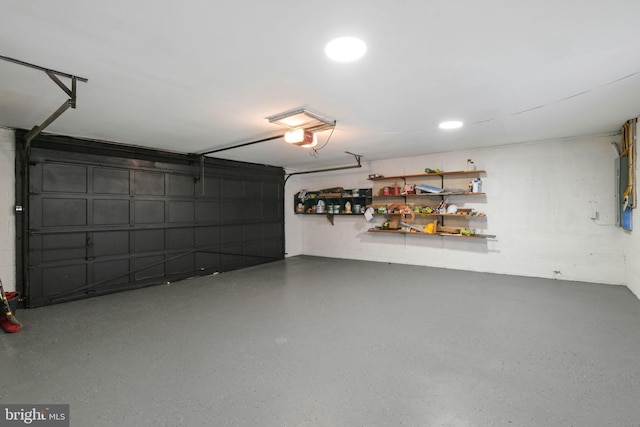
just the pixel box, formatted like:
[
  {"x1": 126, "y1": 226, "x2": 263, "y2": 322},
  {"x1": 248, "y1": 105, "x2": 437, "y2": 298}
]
[
  {"x1": 286, "y1": 134, "x2": 630, "y2": 287},
  {"x1": 0, "y1": 128, "x2": 16, "y2": 292}
]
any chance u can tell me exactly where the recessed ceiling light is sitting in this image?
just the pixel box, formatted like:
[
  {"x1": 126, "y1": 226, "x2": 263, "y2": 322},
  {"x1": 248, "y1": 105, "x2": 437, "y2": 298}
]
[
  {"x1": 325, "y1": 37, "x2": 367, "y2": 62},
  {"x1": 439, "y1": 120, "x2": 463, "y2": 130}
]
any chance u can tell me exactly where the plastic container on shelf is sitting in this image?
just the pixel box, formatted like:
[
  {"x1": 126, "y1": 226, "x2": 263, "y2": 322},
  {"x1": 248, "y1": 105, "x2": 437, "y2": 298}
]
[{"x1": 472, "y1": 178, "x2": 482, "y2": 193}]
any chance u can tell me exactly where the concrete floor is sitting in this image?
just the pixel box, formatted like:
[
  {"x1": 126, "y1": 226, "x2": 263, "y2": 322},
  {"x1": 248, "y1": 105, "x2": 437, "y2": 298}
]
[{"x1": 2, "y1": 256, "x2": 639, "y2": 426}]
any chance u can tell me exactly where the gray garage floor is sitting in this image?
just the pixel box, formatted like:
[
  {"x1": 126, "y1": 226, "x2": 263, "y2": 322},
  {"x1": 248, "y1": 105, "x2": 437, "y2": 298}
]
[{"x1": 2, "y1": 256, "x2": 640, "y2": 426}]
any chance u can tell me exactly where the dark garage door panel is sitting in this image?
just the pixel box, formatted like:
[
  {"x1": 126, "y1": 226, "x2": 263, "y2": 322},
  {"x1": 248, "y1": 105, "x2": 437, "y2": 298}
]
[
  {"x1": 93, "y1": 259, "x2": 131, "y2": 287},
  {"x1": 42, "y1": 163, "x2": 88, "y2": 193},
  {"x1": 93, "y1": 167, "x2": 130, "y2": 194},
  {"x1": 40, "y1": 198, "x2": 87, "y2": 227},
  {"x1": 39, "y1": 264, "x2": 87, "y2": 298},
  {"x1": 92, "y1": 231, "x2": 130, "y2": 257},
  {"x1": 93, "y1": 199, "x2": 130, "y2": 225},
  {"x1": 22, "y1": 135, "x2": 285, "y2": 307}
]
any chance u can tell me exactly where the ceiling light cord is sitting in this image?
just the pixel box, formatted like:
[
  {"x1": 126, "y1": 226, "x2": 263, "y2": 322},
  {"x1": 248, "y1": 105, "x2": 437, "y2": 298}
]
[{"x1": 310, "y1": 121, "x2": 337, "y2": 157}]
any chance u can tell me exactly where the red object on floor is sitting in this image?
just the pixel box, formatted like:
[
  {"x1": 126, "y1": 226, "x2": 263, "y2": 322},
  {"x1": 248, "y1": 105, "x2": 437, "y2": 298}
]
[
  {"x1": 5, "y1": 291, "x2": 19, "y2": 303},
  {"x1": 0, "y1": 315, "x2": 22, "y2": 333}
]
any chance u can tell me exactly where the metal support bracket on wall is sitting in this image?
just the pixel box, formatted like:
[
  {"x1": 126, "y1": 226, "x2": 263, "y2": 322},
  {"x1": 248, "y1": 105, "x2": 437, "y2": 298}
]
[
  {"x1": 2, "y1": 55, "x2": 88, "y2": 306},
  {"x1": 0, "y1": 55, "x2": 88, "y2": 148}
]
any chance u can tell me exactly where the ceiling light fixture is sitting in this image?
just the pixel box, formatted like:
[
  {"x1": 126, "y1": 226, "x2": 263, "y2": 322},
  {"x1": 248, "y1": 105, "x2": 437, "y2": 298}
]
[
  {"x1": 284, "y1": 129, "x2": 318, "y2": 148},
  {"x1": 267, "y1": 108, "x2": 335, "y2": 132},
  {"x1": 267, "y1": 108, "x2": 335, "y2": 150},
  {"x1": 439, "y1": 120, "x2": 464, "y2": 130},
  {"x1": 325, "y1": 37, "x2": 367, "y2": 62}
]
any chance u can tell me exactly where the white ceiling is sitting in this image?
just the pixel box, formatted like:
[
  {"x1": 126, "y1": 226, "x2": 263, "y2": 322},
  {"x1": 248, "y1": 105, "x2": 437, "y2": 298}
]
[{"x1": 1, "y1": 1, "x2": 639, "y2": 171}]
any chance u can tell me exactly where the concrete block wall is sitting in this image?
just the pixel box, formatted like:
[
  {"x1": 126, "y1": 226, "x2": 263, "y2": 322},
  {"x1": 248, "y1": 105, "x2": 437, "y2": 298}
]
[
  {"x1": 286, "y1": 134, "x2": 628, "y2": 286},
  {"x1": 0, "y1": 128, "x2": 16, "y2": 292}
]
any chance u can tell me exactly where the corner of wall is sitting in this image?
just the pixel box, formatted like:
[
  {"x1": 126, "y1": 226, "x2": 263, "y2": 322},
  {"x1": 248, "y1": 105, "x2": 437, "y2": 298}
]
[{"x1": 284, "y1": 177, "x2": 303, "y2": 257}]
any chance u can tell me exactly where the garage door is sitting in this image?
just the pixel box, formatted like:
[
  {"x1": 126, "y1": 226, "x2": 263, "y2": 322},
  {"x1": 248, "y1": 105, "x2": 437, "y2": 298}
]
[{"x1": 17, "y1": 133, "x2": 284, "y2": 307}]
